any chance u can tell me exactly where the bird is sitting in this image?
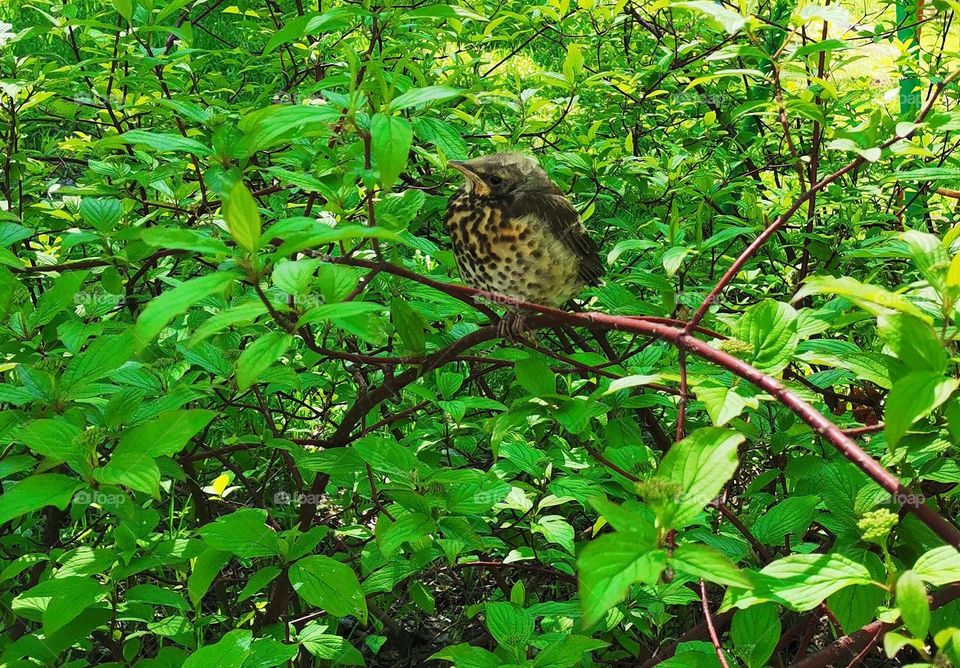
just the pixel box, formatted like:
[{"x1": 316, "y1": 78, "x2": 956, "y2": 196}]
[{"x1": 444, "y1": 152, "x2": 603, "y2": 337}]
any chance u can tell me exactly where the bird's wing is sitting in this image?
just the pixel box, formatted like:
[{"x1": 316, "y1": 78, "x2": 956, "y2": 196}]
[{"x1": 511, "y1": 191, "x2": 604, "y2": 286}]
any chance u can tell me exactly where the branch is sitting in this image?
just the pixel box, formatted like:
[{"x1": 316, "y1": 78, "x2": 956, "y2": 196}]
[
  {"x1": 700, "y1": 579, "x2": 731, "y2": 668},
  {"x1": 793, "y1": 583, "x2": 960, "y2": 668},
  {"x1": 291, "y1": 262, "x2": 960, "y2": 549}
]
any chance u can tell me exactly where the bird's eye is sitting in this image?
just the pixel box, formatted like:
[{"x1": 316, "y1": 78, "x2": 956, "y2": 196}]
[{"x1": 489, "y1": 175, "x2": 504, "y2": 186}]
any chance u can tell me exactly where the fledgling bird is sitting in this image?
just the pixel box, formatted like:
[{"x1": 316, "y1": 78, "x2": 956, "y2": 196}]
[{"x1": 445, "y1": 153, "x2": 603, "y2": 334}]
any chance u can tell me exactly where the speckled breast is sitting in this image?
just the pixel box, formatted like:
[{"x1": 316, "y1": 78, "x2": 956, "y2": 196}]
[{"x1": 445, "y1": 194, "x2": 581, "y2": 307}]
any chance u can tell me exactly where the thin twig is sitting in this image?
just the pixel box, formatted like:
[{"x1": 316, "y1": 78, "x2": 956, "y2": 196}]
[{"x1": 700, "y1": 579, "x2": 730, "y2": 668}]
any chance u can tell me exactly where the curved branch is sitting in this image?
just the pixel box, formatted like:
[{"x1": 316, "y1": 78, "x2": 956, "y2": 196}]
[{"x1": 286, "y1": 258, "x2": 960, "y2": 547}]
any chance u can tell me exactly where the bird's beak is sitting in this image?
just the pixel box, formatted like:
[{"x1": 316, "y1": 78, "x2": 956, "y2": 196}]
[
  {"x1": 448, "y1": 160, "x2": 477, "y2": 179},
  {"x1": 448, "y1": 160, "x2": 488, "y2": 195}
]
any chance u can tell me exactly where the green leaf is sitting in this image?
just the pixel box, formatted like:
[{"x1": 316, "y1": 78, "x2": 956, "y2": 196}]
[
  {"x1": 673, "y1": 0, "x2": 749, "y2": 33},
  {"x1": 429, "y1": 643, "x2": 501, "y2": 668},
  {"x1": 694, "y1": 385, "x2": 756, "y2": 426},
  {"x1": 272, "y1": 258, "x2": 321, "y2": 294},
  {"x1": 237, "y1": 105, "x2": 341, "y2": 156},
  {"x1": 299, "y1": 625, "x2": 364, "y2": 664},
  {"x1": 183, "y1": 629, "x2": 253, "y2": 668},
  {"x1": 750, "y1": 495, "x2": 820, "y2": 546},
  {"x1": 662, "y1": 246, "x2": 692, "y2": 276},
  {"x1": 389, "y1": 86, "x2": 463, "y2": 111},
  {"x1": 13, "y1": 575, "x2": 107, "y2": 634},
  {"x1": 60, "y1": 331, "x2": 136, "y2": 396},
  {"x1": 721, "y1": 553, "x2": 877, "y2": 612},
  {"x1": 896, "y1": 570, "x2": 930, "y2": 639},
  {"x1": 376, "y1": 512, "x2": 434, "y2": 557},
  {"x1": 562, "y1": 44, "x2": 583, "y2": 83},
  {"x1": 412, "y1": 117, "x2": 467, "y2": 159},
  {"x1": 794, "y1": 3, "x2": 850, "y2": 23},
  {"x1": 188, "y1": 301, "x2": 268, "y2": 346},
  {"x1": 485, "y1": 602, "x2": 533, "y2": 658},
  {"x1": 289, "y1": 555, "x2": 367, "y2": 623},
  {"x1": 113, "y1": 0, "x2": 133, "y2": 21},
  {"x1": 238, "y1": 566, "x2": 282, "y2": 602},
  {"x1": 409, "y1": 580, "x2": 436, "y2": 615},
  {"x1": 603, "y1": 373, "x2": 663, "y2": 395},
  {"x1": 141, "y1": 228, "x2": 232, "y2": 256},
  {"x1": 731, "y1": 603, "x2": 780, "y2": 668},
  {"x1": 653, "y1": 427, "x2": 744, "y2": 529},
  {"x1": 515, "y1": 354, "x2": 556, "y2": 395},
  {"x1": 669, "y1": 543, "x2": 753, "y2": 588},
  {"x1": 391, "y1": 298, "x2": 426, "y2": 354},
  {"x1": 120, "y1": 129, "x2": 212, "y2": 156},
  {"x1": 119, "y1": 410, "x2": 216, "y2": 457},
  {"x1": 236, "y1": 332, "x2": 292, "y2": 390},
  {"x1": 884, "y1": 371, "x2": 958, "y2": 448},
  {"x1": 16, "y1": 418, "x2": 84, "y2": 465},
  {"x1": 79, "y1": 198, "x2": 123, "y2": 232},
  {"x1": 577, "y1": 532, "x2": 668, "y2": 627},
  {"x1": 27, "y1": 270, "x2": 89, "y2": 328},
  {"x1": 222, "y1": 179, "x2": 262, "y2": 253},
  {"x1": 376, "y1": 189, "x2": 426, "y2": 230},
  {"x1": 0, "y1": 222, "x2": 34, "y2": 247},
  {"x1": 936, "y1": 628, "x2": 960, "y2": 666},
  {"x1": 884, "y1": 630, "x2": 926, "y2": 658},
  {"x1": 888, "y1": 167, "x2": 960, "y2": 182},
  {"x1": 133, "y1": 271, "x2": 239, "y2": 349},
  {"x1": 199, "y1": 508, "x2": 281, "y2": 558},
  {"x1": 913, "y1": 546, "x2": 960, "y2": 586},
  {"x1": 733, "y1": 299, "x2": 799, "y2": 374},
  {"x1": 188, "y1": 548, "x2": 230, "y2": 607},
  {"x1": 370, "y1": 113, "x2": 413, "y2": 190},
  {"x1": 903, "y1": 230, "x2": 949, "y2": 294},
  {"x1": 93, "y1": 450, "x2": 161, "y2": 497},
  {"x1": 263, "y1": 8, "x2": 356, "y2": 53},
  {"x1": 877, "y1": 313, "x2": 946, "y2": 372},
  {"x1": 0, "y1": 266, "x2": 14, "y2": 321},
  {"x1": 587, "y1": 498, "x2": 657, "y2": 540},
  {"x1": 297, "y1": 301, "x2": 384, "y2": 327},
  {"x1": 789, "y1": 38, "x2": 849, "y2": 60},
  {"x1": 0, "y1": 474, "x2": 83, "y2": 524},
  {"x1": 273, "y1": 224, "x2": 400, "y2": 256},
  {"x1": 126, "y1": 584, "x2": 189, "y2": 610},
  {"x1": 828, "y1": 579, "x2": 885, "y2": 635},
  {"x1": 795, "y1": 275, "x2": 929, "y2": 322},
  {"x1": 533, "y1": 635, "x2": 608, "y2": 667},
  {"x1": 533, "y1": 515, "x2": 575, "y2": 554},
  {"x1": 247, "y1": 638, "x2": 298, "y2": 668}
]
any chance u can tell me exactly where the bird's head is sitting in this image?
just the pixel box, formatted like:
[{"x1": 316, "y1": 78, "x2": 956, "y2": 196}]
[{"x1": 448, "y1": 152, "x2": 558, "y2": 198}]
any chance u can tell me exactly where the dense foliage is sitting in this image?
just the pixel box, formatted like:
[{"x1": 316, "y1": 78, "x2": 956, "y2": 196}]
[{"x1": 1, "y1": 0, "x2": 959, "y2": 665}]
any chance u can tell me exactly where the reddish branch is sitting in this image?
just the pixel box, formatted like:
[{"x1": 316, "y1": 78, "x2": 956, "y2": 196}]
[
  {"x1": 793, "y1": 583, "x2": 960, "y2": 668},
  {"x1": 640, "y1": 610, "x2": 734, "y2": 667},
  {"x1": 700, "y1": 579, "x2": 731, "y2": 668}
]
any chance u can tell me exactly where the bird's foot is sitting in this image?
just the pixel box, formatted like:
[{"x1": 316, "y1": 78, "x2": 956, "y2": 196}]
[{"x1": 496, "y1": 312, "x2": 535, "y2": 344}]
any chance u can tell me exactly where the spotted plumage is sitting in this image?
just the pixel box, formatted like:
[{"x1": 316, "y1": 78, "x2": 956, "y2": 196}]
[{"x1": 444, "y1": 153, "x2": 602, "y2": 307}]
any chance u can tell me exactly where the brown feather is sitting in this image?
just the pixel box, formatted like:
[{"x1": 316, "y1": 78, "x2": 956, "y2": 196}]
[{"x1": 510, "y1": 191, "x2": 604, "y2": 286}]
